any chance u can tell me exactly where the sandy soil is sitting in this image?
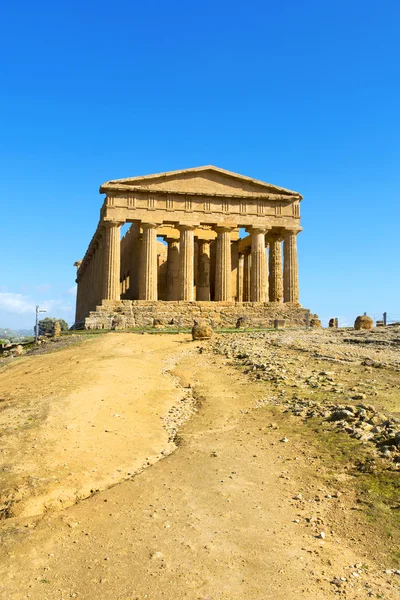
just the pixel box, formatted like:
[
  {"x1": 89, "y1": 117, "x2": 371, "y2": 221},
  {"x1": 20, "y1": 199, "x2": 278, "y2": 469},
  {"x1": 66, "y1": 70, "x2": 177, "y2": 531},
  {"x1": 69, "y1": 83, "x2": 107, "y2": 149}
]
[
  {"x1": 0, "y1": 331, "x2": 399, "y2": 599},
  {"x1": 0, "y1": 334, "x2": 194, "y2": 518}
]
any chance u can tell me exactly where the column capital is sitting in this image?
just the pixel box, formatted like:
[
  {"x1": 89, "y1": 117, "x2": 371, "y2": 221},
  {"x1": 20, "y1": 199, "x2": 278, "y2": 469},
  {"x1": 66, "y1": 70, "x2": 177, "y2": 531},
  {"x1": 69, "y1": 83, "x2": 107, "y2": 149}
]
[
  {"x1": 103, "y1": 219, "x2": 124, "y2": 228},
  {"x1": 246, "y1": 226, "x2": 269, "y2": 235},
  {"x1": 165, "y1": 237, "x2": 180, "y2": 251},
  {"x1": 283, "y1": 227, "x2": 302, "y2": 237},
  {"x1": 267, "y1": 231, "x2": 284, "y2": 243},
  {"x1": 141, "y1": 222, "x2": 160, "y2": 230},
  {"x1": 214, "y1": 225, "x2": 234, "y2": 234},
  {"x1": 177, "y1": 223, "x2": 199, "y2": 231}
]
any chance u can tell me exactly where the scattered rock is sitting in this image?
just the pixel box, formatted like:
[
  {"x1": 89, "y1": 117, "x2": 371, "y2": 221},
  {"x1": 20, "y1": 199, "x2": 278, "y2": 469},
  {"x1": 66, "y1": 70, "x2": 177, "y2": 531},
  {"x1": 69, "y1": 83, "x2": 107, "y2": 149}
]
[
  {"x1": 192, "y1": 321, "x2": 213, "y2": 341},
  {"x1": 354, "y1": 315, "x2": 374, "y2": 330}
]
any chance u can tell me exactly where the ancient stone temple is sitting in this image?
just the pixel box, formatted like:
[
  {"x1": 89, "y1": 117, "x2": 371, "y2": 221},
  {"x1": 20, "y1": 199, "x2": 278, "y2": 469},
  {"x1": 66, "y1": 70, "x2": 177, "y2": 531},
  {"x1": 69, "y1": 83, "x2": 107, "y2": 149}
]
[{"x1": 75, "y1": 166, "x2": 315, "y2": 329}]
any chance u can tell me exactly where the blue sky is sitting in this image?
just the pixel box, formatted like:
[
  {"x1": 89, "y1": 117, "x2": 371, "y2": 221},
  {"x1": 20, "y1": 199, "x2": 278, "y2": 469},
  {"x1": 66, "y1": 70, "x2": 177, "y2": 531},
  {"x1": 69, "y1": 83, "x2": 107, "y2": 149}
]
[{"x1": 1, "y1": 0, "x2": 399, "y2": 330}]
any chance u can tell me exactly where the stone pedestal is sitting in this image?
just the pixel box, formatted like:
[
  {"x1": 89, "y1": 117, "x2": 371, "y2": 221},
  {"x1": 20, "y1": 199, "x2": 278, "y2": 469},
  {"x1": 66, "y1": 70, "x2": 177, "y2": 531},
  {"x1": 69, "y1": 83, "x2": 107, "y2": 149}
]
[
  {"x1": 102, "y1": 221, "x2": 122, "y2": 301},
  {"x1": 268, "y1": 233, "x2": 283, "y2": 303},
  {"x1": 283, "y1": 230, "x2": 300, "y2": 304},
  {"x1": 250, "y1": 228, "x2": 267, "y2": 302},
  {"x1": 139, "y1": 223, "x2": 158, "y2": 300},
  {"x1": 197, "y1": 239, "x2": 211, "y2": 301},
  {"x1": 215, "y1": 227, "x2": 232, "y2": 301},
  {"x1": 178, "y1": 225, "x2": 195, "y2": 301},
  {"x1": 166, "y1": 238, "x2": 180, "y2": 300}
]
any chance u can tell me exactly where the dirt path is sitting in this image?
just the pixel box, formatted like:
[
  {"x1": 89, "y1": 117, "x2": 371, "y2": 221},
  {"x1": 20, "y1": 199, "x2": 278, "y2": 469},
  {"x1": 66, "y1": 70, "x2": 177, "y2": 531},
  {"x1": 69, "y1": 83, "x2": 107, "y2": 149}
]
[
  {"x1": 0, "y1": 334, "x2": 398, "y2": 599},
  {"x1": 0, "y1": 334, "x2": 194, "y2": 518}
]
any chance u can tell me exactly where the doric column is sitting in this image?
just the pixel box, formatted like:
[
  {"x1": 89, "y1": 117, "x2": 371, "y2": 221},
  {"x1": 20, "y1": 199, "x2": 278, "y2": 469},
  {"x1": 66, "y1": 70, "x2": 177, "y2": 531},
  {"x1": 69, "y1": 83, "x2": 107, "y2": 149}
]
[
  {"x1": 139, "y1": 223, "x2": 158, "y2": 300},
  {"x1": 268, "y1": 233, "x2": 283, "y2": 303},
  {"x1": 178, "y1": 225, "x2": 195, "y2": 301},
  {"x1": 283, "y1": 229, "x2": 300, "y2": 304},
  {"x1": 237, "y1": 253, "x2": 244, "y2": 302},
  {"x1": 102, "y1": 221, "x2": 123, "y2": 301},
  {"x1": 129, "y1": 224, "x2": 141, "y2": 300},
  {"x1": 196, "y1": 239, "x2": 211, "y2": 301},
  {"x1": 243, "y1": 249, "x2": 251, "y2": 301},
  {"x1": 250, "y1": 228, "x2": 267, "y2": 302},
  {"x1": 166, "y1": 237, "x2": 180, "y2": 300},
  {"x1": 215, "y1": 227, "x2": 232, "y2": 301}
]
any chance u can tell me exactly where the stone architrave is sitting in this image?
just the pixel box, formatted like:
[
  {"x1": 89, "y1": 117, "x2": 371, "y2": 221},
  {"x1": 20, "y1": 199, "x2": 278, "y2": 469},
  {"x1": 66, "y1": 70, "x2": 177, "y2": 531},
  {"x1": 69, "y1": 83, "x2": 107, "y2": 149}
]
[
  {"x1": 268, "y1": 233, "x2": 283, "y2": 303},
  {"x1": 102, "y1": 221, "x2": 123, "y2": 301},
  {"x1": 215, "y1": 227, "x2": 232, "y2": 302},
  {"x1": 197, "y1": 239, "x2": 211, "y2": 301},
  {"x1": 178, "y1": 225, "x2": 196, "y2": 301},
  {"x1": 166, "y1": 238, "x2": 180, "y2": 300},
  {"x1": 250, "y1": 228, "x2": 267, "y2": 302},
  {"x1": 139, "y1": 223, "x2": 158, "y2": 300},
  {"x1": 283, "y1": 230, "x2": 300, "y2": 304}
]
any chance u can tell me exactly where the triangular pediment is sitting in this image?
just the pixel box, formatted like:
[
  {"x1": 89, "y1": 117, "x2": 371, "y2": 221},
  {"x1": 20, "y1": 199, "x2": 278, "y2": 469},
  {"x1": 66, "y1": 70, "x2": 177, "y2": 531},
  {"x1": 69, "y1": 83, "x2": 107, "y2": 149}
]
[{"x1": 100, "y1": 166, "x2": 301, "y2": 199}]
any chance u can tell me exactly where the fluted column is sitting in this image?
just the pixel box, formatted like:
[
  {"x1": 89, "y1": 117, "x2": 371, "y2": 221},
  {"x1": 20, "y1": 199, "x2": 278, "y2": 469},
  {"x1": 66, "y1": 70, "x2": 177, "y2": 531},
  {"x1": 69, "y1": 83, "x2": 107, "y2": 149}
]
[
  {"x1": 139, "y1": 223, "x2": 158, "y2": 300},
  {"x1": 102, "y1": 221, "x2": 123, "y2": 301},
  {"x1": 243, "y1": 249, "x2": 251, "y2": 301},
  {"x1": 215, "y1": 227, "x2": 232, "y2": 301},
  {"x1": 283, "y1": 229, "x2": 300, "y2": 304},
  {"x1": 166, "y1": 237, "x2": 180, "y2": 300},
  {"x1": 178, "y1": 225, "x2": 195, "y2": 301},
  {"x1": 250, "y1": 228, "x2": 267, "y2": 302},
  {"x1": 197, "y1": 239, "x2": 211, "y2": 301},
  {"x1": 268, "y1": 233, "x2": 283, "y2": 303},
  {"x1": 237, "y1": 253, "x2": 244, "y2": 302}
]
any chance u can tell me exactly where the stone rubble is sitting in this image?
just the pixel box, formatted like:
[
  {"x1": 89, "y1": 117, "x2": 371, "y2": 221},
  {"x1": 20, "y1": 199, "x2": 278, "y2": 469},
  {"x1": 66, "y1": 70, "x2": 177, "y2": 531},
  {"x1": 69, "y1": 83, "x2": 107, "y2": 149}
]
[{"x1": 211, "y1": 328, "x2": 400, "y2": 468}]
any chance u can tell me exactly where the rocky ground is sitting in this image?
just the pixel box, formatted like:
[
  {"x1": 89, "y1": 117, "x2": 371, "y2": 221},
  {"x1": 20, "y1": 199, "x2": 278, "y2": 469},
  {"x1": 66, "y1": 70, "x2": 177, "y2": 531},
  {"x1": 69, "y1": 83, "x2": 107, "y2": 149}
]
[
  {"x1": 0, "y1": 328, "x2": 399, "y2": 599},
  {"x1": 212, "y1": 327, "x2": 400, "y2": 467}
]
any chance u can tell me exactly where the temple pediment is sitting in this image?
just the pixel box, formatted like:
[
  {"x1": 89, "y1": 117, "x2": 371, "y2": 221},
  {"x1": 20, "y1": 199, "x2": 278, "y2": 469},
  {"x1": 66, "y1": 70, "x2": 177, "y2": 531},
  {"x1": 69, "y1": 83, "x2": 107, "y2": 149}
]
[{"x1": 100, "y1": 165, "x2": 301, "y2": 199}]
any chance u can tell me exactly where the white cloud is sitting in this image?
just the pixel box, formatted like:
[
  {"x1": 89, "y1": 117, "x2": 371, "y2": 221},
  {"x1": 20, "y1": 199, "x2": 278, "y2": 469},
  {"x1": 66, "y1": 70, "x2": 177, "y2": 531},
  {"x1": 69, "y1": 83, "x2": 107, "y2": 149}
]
[
  {"x1": 0, "y1": 292, "x2": 76, "y2": 329},
  {"x1": 0, "y1": 292, "x2": 35, "y2": 315},
  {"x1": 66, "y1": 285, "x2": 77, "y2": 296}
]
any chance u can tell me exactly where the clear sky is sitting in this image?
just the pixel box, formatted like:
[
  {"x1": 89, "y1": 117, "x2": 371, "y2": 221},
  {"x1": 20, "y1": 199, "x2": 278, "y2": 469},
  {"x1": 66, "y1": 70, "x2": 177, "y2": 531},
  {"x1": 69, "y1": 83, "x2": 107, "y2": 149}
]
[{"x1": 1, "y1": 0, "x2": 399, "y2": 330}]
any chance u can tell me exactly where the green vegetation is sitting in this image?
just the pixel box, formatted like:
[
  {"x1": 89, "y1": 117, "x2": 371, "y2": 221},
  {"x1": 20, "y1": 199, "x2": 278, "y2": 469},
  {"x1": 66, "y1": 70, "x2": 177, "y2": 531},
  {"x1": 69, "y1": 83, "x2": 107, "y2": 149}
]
[{"x1": 37, "y1": 317, "x2": 69, "y2": 335}]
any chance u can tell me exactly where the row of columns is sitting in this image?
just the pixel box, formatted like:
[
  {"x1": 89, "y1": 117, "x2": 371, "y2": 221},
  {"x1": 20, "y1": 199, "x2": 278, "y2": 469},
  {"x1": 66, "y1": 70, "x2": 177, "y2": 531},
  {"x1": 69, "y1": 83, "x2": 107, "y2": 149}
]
[{"x1": 100, "y1": 221, "x2": 299, "y2": 304}]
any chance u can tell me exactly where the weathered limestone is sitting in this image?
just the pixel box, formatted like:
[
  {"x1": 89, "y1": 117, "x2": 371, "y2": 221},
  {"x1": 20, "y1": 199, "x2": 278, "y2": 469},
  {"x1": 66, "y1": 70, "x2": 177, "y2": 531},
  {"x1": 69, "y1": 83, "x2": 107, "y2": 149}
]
[
  {"x1": 268, "y1": 233, "x2": 283, "y2": 303},
  {"x1": 249, "y1": 228, "x2": 267, "y2": 303},
  {"x1": 197, "y1": 239, "x2": 211, "y2": 301},
  {"x1": 178, "y1": 225, "x2": 196, "y2": 301},
  {"x1": 354, "y1": 315, "x2": 374, "y2": 330},
  {"x1": 75, "y1": 165, "x2": 315, "y2": 329},
  {"x1": 243, "y1": 250, "x2": 251, "y2": 302},
  {"x1": 139, "y1": 223, "x2": 158, "y2": 300},
  {"x1": 85, "y1": 300, "x2": 317, "y2": 330},
  {"x1": 215, "y1": 227, "x2": 232, "y2": 301},
  {"x1": 283, "y1": 230, "x2": 299, "y2": 304},
  {"x1": 237, "y1": 254, "x2": 244, "y2": 302},
  {"x1": 102, "y1": 221, "x2": 122, "y2": 301},
  {"x1": 166, "y1": 238, "x2": 180, "y2": 300},
  {"x1": 192, "y1": 320, "x2": 213, "y2": 340}
]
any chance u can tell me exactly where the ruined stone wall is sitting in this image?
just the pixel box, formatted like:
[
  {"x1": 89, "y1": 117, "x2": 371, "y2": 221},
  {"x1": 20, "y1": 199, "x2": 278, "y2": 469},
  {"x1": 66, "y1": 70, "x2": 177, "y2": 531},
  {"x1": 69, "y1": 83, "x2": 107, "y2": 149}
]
[{"x1": 84, "y1": 300, "x2": 315, "y2": 330}]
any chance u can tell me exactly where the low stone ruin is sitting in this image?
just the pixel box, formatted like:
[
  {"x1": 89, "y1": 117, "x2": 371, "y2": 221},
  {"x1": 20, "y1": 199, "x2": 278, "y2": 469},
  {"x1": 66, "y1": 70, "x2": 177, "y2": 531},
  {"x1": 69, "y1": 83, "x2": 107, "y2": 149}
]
[
  {"x1": 310, "y1": 318, "x2": 322, "y2": 328},
  {"x1": 354, "y1": 315, "x2": 374, "y2": 330}
]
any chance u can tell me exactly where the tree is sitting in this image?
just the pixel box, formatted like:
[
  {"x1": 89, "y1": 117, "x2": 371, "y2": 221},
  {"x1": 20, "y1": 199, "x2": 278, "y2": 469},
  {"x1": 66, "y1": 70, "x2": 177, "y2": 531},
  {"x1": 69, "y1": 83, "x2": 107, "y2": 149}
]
[{"x1": 37, "y1": 317, "x2": 69, "y2": 335}]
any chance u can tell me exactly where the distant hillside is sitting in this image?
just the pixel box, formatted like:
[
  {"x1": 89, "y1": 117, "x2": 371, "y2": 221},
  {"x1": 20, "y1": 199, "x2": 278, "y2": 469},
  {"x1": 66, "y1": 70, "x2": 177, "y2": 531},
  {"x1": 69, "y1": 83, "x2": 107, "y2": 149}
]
[{"x1": 0, "y1": 328, "x2": 33, "y2": 340}]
